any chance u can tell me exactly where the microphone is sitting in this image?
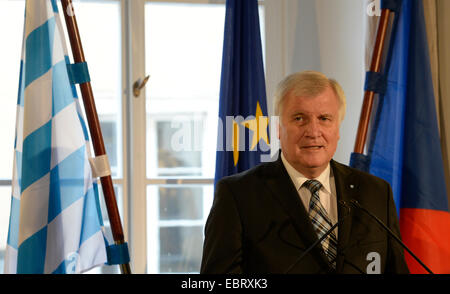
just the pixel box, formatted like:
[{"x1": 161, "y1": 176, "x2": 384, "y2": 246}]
[
  {"x1": 284, "y1": 200, "x2": 352, "y2": 273},
  {"x1": 349, "y1": 199, "x2": 434, "y2": 274},
  {"x1": 328, "y1": 241, "x2": 366, "y2": 274}
]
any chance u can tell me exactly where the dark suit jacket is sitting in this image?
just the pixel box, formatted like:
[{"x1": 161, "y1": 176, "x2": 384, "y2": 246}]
[{"x1": 200, "y1": 155, "x2": 409, "y2": 274}]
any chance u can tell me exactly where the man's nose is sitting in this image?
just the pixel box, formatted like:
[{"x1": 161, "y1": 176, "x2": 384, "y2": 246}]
[{"x1": 304, "y1": 119, "x2": 321, "y2": 137}]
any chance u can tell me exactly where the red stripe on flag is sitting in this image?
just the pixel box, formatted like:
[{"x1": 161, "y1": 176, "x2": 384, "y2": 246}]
[{"x1": 400, "y1": 208, "x2": 450, "y2": 274}]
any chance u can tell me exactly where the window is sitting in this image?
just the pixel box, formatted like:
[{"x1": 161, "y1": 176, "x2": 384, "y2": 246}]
[
  {"x1": 145, "y1": 2, "x2": 224, "y2": 273},
  {"x1": 143, "y1": 0, "x2": 267, "y2": 273}
]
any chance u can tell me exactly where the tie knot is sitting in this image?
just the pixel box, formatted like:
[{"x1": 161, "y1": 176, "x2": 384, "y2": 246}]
[{"x1": 303, "y1": 179, "x2": 322, "y2": 194}]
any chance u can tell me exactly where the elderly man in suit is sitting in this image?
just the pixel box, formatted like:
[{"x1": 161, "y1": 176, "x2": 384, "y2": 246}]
[{"x1": 200, "y1": 71, "x2": 409, "y2": 274}]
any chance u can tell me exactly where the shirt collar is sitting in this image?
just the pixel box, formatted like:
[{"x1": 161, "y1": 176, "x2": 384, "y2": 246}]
[{"x1": 281, "y1": 152, "x2": 331, "y2": 194}]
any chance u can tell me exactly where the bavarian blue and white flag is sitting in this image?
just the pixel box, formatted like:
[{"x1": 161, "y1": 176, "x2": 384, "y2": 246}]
[{"x1": 4, "y1": 0, "x2": 107, "y2": 274}]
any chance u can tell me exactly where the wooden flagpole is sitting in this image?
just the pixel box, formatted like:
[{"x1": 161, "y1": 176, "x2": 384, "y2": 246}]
[
  {"x1": 60, "y1": 0, "x2": 131, "y2": 274},
  {"x1": 353, "y1": 8, "x2": 392, "y2": 154}
]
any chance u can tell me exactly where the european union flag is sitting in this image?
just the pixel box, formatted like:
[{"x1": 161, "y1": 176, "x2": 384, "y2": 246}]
[{"x1": 214, "y1": 0, "x2": 270, "y2": 186}]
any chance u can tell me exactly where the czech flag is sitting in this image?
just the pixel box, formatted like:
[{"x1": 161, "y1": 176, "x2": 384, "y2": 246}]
[{"x1": 352, "y1": 0, "x2": 450, "y2": 273}]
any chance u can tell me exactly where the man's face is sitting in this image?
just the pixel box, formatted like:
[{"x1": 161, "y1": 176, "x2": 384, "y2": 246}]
[{"x1": 278, "y1": 86, "x2": 341, "y2": 178}]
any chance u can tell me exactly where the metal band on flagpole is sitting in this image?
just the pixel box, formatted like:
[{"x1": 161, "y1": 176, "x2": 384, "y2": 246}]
[
  {"x1": 60, "y1": 0, "x2": 131, "y2": 274},
  {"x1": 353, "y1": 8, "x2": 392, "y2": 154}
]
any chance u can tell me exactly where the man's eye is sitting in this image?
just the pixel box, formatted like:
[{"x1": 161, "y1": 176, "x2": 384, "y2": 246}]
[{"x1": 294, "y1": 116, "x2": 303, "y2": 121}]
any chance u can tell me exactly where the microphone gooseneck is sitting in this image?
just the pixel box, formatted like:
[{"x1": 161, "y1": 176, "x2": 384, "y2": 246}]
[
  {"x1": 349, "y1": 199, "x2": 434, "y2": 274},
  {"x1": 284, "y1": 200, "x2": 351, "y2": 274}
]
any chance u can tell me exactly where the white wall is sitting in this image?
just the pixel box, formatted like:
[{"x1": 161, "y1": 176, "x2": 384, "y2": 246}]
[{"x1": 265, "y1": 0, "x2": 366, "y2": 165}]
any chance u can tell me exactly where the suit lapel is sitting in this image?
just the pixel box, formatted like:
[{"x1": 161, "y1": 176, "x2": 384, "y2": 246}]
[
  {"x1": 262, "y1": 155, "x2": 331, "y2": 271},
  {"x1": 331, "y1": 160, "x2": 360, "y2": 273}
]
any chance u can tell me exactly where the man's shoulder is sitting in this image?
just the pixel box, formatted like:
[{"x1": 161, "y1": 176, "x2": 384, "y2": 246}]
[
  {"x1": 217, "y1": 158, "x2": 281, "y2": 186},
  {"x1": 331, "y1": 159, "x2": 391, "y2": 188}
]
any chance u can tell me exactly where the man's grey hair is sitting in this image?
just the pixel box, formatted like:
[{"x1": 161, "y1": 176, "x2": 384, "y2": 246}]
[{"x1": 273, "y1": 71, "x2": 347, "y2": 123}]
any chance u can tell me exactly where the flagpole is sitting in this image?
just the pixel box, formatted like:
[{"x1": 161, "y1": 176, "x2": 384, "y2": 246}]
[
  {"x1": 60, "y1": 0, "x2": 131, "y2": 274},
  {"x1": 353, "y1": 8, "x2": 392, "y2": 154}
]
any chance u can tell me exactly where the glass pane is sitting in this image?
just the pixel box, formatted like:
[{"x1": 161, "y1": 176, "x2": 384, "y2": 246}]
[
  {"x1": 147, "y1": 184, "x2": 214, "y2": 274},
  {"x1": 100, "y1": 120, "x2": 118, "y2": 175},
  {"x1": 159, "y1": 186, "x2": 203, "y2": 220},
  {"x1": 159, "y1": 226, "x2": 203, "y2": 273},
  {"x1": 154, "y1": 117, "x2": 204, "y2": 177},
  {"x1": 60, "y1": 0, "x2": 122, "y2": 178},
  {"x1": 0, "y1": 0, "x2": 25, "y2": 179},
  {"x1": 145, "y1": 3, "x2": 225, "y2": 178}
]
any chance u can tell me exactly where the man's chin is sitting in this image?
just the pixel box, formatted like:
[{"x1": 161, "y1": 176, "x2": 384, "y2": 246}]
[{"x1": 297, "y1": 153, "x2": 327, "y2": 166}]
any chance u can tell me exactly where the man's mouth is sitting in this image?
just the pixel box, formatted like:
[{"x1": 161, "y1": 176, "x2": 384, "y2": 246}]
[{"x1": 301, "y1": 145, "x2": 324, "y2": 150}]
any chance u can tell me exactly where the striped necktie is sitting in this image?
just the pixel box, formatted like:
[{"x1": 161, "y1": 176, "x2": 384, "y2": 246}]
[{"x1": 303, "y1": 179, "x2": 337, "y2": 268}]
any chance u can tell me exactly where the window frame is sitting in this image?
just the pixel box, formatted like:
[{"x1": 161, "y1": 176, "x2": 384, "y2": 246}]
[{"x1": 139, "y1": 0, "x2": 268, "y2": 274}]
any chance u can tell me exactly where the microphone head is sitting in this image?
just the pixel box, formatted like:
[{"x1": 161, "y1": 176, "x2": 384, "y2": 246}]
[
  {"x1": 339, "y1": 200, "x2": 348, "y2": 207},
  {"x1": 349, "y1": 199, "x2": 360, "y2": 207}
]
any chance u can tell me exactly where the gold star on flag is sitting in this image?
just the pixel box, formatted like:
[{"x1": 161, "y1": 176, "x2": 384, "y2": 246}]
[{"x1": 242, "y1": 101, "x2": 270, "y2": 150}]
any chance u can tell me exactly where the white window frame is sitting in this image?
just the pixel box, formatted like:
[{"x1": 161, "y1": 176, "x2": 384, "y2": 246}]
[{"x1": 124, "y1": 0, "x2": 274, "y2": 274}]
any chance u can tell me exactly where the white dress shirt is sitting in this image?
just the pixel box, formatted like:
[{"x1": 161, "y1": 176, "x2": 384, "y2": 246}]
[{"x1": 281, "y1": 153, "x2": 339, "y2": 239}]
